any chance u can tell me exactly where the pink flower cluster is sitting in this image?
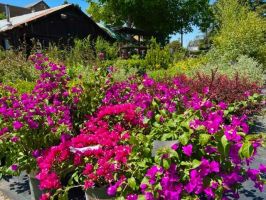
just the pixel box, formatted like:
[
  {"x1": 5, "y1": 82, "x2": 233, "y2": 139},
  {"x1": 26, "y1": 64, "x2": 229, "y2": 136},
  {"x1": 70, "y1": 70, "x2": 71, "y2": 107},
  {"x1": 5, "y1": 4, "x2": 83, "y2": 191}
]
[
  {"x1": 0, "y1": 53, "x2": 82, "y2": 171},
  {"x1": 37, "y1": 103, "x2": 139, "y2": 195}
]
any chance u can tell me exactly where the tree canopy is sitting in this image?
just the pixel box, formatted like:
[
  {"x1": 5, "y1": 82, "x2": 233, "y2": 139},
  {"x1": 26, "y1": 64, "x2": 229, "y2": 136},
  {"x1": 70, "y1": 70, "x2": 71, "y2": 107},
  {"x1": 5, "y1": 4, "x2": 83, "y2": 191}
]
[
  {"x1": 211, "y1": 0, "x2": 266, "y2": 64},
  {"x1": 87, "y1": 0, "x2": 212, "y2": 44}
]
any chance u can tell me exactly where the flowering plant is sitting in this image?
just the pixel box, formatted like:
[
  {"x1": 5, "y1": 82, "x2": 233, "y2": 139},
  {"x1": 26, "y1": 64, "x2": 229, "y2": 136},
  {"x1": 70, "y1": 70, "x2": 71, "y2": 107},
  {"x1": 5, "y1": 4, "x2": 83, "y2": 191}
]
[
  {"x1": 110, "y1": 99, "x2": 266, "y2": 199},
  {"x1": 0, "y1": 54, "x2": 82, "y2": 174},
  {"x1": 99, "y1": 75, "x2": 265, "y2": 199},
  {"x1": 36, "y1": 103, "x2": 140, "y2": 199}
]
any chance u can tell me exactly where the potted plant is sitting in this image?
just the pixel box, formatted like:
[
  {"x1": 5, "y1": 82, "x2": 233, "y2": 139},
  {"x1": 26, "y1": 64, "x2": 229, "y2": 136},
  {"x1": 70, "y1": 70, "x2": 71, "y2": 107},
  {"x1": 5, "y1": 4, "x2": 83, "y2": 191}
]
[
  {"x1": 109, "y1": 96, "x2": 266, "y2": 199},
  {"x1": 0, "y1": 54, "x2": 82, "y2": 199},
  {"x1": 36, "y1": 103, "x2": 139, "y2": 200}
]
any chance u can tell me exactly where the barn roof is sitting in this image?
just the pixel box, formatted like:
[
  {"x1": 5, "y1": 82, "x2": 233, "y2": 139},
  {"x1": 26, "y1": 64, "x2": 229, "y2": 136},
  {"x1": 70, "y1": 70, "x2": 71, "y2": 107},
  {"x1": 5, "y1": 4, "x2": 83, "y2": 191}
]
[
  {"x1": 25, "y1": 0, "x2": 49, "y2": 8},
  {"x1": 0, "y1": 4, "x2": 70, "y2": 32}
]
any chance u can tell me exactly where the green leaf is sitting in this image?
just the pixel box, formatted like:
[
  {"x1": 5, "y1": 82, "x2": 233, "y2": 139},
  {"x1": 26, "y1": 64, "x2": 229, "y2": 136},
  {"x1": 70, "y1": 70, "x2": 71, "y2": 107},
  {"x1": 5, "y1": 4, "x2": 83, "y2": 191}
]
[
  {"x1": 239, "y1": 141, "x2": 254, "y2": 158},
  {"x1": 218, "y1": 135, "x2": 230, "y2": 157},
  {"x1": 179, "y1": 133, "x2": 190, "y2": 145},
  {"x1": 192, "y1": 159, "x2": 201, "y2": 169},
  {"x1": 199, "y1": 134, "x2": 211, "y2": 146},
  {"x1": 128, "y1": 177, "x2": 136, "y2": 190},
  {"x1": 138, "y1": 195, "x2": 146, "y2": 200},
  {"x1": 180, "y1": 161, "x2": 191, "y2": 166},
  {"x1": 163, "y1": 159, "x2": 170, "y2": 169},
  {"x1": 155, "y1": 114, "x2": 161, "y2": 123}
]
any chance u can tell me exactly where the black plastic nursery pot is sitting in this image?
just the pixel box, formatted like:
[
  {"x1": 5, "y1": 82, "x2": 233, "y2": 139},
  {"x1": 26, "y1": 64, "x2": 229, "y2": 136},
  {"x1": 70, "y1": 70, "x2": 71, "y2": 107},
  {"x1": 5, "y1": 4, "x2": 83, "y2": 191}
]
[
  {"x1": 85, "y1": 186, "x2": 114, "y2": 200},
  {"x1": 28, "y1": 172, "x2": 42, "y2": 200}
]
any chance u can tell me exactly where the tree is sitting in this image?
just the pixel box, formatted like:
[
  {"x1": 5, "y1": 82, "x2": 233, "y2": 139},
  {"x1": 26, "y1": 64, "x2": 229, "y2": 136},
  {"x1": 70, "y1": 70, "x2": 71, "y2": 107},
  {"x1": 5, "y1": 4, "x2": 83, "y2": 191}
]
[
  {"x1": 212, "y1": 0, "x2": 266, "y2": 63},
  {"x1": 63, "y1": 0, "x2": 69, "y2": 5},
  {"x1": 239, "y1": 0, "x2": 266, "y2": 16},
  {"x1": 87, "y1": 0, "x2": 212, "y2": 45}
]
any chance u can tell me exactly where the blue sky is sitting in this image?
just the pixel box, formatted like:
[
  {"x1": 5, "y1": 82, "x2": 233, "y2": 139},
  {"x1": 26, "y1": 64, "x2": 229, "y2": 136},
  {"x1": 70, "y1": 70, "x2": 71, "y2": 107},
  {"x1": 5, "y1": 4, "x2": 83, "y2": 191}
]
[{"x1": 1, "y1": 0, "x2": 204, "y2": 47}]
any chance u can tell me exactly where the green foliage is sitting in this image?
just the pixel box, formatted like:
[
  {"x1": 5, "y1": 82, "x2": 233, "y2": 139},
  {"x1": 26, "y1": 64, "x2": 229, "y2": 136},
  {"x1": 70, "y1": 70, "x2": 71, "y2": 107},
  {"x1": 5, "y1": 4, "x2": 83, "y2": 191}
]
[
  {"x1": 145, "y1": 38, "x2": 172, "y2": 70},
  {"x1": 87, "y1": 0, "x2": 212, "y2": 43},
  {"x1": 148, "y1": 56, "x2": 207, "y2": 80},
  {"x1": 0, "y1": 50, "x2": 38, "y2": 83},
  {"x1": 46, "y1": 37, "x2": 95, "y2": 67},
  {"x1": 72, "y1": 66, "x2": 114, "y2": 122},
  {"x1": 95, "y1": 37, "x2": 118, "y2": 60},
  {"x1": 212, "y1": 0, "x2": 266, "y2": 64},
  {"x1": 8, "y1": 80, "x2": 35, "y2": 94},
  {"x1": 168, "y1": 40, "x2": 187, "y2": 62},
  {"x1": 0, "y1": 12, "x2": 5, "y2": 20},
  {"x1": 111, "y1": 57, "x2": 145, "y2": 82},
  {"x1": 195, "y1": 54, "x2": 265, "y2": 85}
]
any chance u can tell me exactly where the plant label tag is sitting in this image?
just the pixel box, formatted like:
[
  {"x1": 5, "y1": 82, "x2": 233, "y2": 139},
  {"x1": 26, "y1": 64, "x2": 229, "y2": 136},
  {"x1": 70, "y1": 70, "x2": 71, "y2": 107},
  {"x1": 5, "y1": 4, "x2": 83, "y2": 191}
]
[
  {"x1": 69, "y1": 145, "x2": 101, "y2": 153},
  {"x1": 152, "y1": 140, "x2": 178, "y2": 156}
]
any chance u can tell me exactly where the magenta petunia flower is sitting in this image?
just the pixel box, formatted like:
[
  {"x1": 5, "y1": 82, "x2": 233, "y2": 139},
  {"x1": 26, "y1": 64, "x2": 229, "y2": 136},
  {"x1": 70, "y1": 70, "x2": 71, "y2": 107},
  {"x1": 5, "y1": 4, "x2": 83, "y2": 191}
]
[{"x1": 182, "y1": 144, "x2": 193, "y2": 157}]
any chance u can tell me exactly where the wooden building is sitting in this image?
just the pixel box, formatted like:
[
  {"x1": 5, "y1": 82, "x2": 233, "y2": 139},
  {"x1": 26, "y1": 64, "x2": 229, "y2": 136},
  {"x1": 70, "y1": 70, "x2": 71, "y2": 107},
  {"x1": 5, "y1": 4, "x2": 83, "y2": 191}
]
[
  {"x1": 0, "y1": 1, "x2": 49, "y2": 18},
  {"x1": 0, "y1": 4, "x2": 114, "y2": 50},
  {"x1": 25, "y1": 0, "x2": 50, "y2": 12}
]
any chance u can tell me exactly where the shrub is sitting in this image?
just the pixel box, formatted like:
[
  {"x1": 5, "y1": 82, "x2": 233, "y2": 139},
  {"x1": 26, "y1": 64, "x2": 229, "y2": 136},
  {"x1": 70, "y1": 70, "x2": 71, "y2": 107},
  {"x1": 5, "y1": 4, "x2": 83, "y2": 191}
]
[
  {"x1": 45, "y1": 37, "x2": 96, "y2": 67},
  {"x1": 110, "y1": 56, "x2": 146, "y2": 81},
  {"x1": 36, "y1": 104, "x2": 139, "y2": 198},
  {"x1": 145, "y1": 38, "x2": 172, "y2": 70},
  {"x1": 35, "y1": 73, "x2": 265, "y2": 200},
  {"x1": 67, "y1": 37, "x2": 95, "y2": 66},
  {"x1": 0, "y1": 50, "x2": 38, "y2": 82},
  {"x1": 195, "y1": 55, "x2": 265, "y2": 86},
  {"x1": 7, "y1": 80, "x2": 35, "y2": 94},
  {"x1": 0, "y1": 54, "x2": 82, "y2": 174},
  {"x1": 148, "y1": 56, "x2": 207, "y2": 80},
  {"x1": 212, "y1": 0, "x2": 266, "y2": 64},
  {"x1": 185, "y1": 71, "x2": 263, "y2": 116},
  {"x1": 95, "y1": 37, "x2": 118, "y2": 60}
]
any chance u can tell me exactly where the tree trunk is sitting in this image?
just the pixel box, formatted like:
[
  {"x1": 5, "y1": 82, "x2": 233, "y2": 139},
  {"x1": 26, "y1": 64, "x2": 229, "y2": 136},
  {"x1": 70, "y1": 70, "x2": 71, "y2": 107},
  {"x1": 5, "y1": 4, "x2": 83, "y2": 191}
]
[{"x1": 180, "y1": 27, "x2": 184, "y2": 47}]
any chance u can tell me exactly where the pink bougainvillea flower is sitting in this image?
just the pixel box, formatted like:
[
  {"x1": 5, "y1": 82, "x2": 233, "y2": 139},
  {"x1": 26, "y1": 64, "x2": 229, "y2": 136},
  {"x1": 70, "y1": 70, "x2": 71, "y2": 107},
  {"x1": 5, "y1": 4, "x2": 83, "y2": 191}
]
[
  {"x1": 11, "y1": 136, "x2": 19, "y2": 143},
  {"x1": 127, "y1": 194, "x2": 138, "y2": 200},
  {"x1": 171, "y1": 143, "x2": 179, "y2": 150},
  {"x1": 13, "y1": 121, "x2": 23, "y2": 130},
  {"x1": 11, "y1": 164, "x2": 18, "y2": 171},
  {"x1": 182, "y1": 144, "x2": 193, "y2": 157},
  {"x1": 259, "y1": 164, "x2": 266, "y2": 173},
  {"x1": 40, "y1": 193, "x2": 50, "y2": 200}
]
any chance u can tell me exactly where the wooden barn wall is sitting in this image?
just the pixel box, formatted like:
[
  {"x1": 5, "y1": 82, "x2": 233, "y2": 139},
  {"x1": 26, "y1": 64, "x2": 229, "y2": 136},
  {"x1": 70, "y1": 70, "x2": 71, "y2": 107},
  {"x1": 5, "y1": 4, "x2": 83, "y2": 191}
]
[{"x1": 0, "y1": 6, "x2": 113, "y2": 50}]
